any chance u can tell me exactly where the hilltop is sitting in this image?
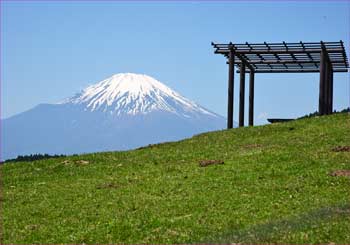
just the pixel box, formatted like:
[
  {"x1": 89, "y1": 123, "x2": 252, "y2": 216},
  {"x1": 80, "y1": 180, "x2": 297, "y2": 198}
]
[{"x1": 2, "y1": 113, "x2": 350, "y2": 244}]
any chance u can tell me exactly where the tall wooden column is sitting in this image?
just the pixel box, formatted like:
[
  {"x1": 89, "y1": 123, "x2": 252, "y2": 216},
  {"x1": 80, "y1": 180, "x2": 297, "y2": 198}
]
[
  {"x1": 324, "y1": 60, "x2": 330, "y2": 115},
  {"x1": 319, "y1": 49, "x2": 326, "y2": 115},
  {"x1": 326, "y1": 62, "x2": 334, "y2": 114},
  {"x1": 227, "y1": 48, "x2": 235, "y2": 129},
  {"x1": 248, "y1": 69, "x2": 255, "y2": 126},
  {"x1": 239, "y1": 62, "x2": 246, "y2": 127},
  {"x1": 329, "y1": 69, "x2": 334, "y2": 113}
]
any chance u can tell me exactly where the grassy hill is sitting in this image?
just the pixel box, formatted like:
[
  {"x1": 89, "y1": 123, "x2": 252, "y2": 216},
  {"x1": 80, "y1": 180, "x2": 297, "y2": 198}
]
[{"x1": 1, "y1": 113, "x2": 350, "y2": 244}]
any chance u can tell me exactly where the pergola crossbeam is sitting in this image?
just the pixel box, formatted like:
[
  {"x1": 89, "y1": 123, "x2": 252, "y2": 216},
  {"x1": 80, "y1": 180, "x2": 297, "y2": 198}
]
[{"x1": 238, "y1": 68, "x2": 347, "y2": 73}]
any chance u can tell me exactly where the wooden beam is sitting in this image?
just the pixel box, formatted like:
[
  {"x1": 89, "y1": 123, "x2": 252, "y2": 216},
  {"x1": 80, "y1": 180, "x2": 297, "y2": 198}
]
[
  {"x1": 215, "y1": 48, "x2": 344, "y2": 55},
  {"x1": 235, "y1": 68, "x2": 348, "y2": 73},
  {"x1": 329, "y1": 69, "x2": 334, "y2": 113},
  {"x1": 340, "y1": 40, "x2": 349, "y2": 67},
  {"x1": 239, "y1": 62, "x2": 246, "y2": 127},
  {"x1": 233, "y1": 60, "x2": 345, "y2": 65},
  {"x1": 321, "y1": 41, "x2": 333, "y2": 115},
  {"x1": 327, "y1": 62, "x2": 334, "y2": 114},
  {"x1": 227, "y1": 48, "x2": 235, "y2": 129},
  {"x1": 235, "y1": 53, "x2": 255, "y2": 71},
  {"x1": 319, "y1": 49, "x2": 326, "y2": 115},
  {"x1": 324, "y1": 60, "x2": 330, "y2": 115},
  {"x1": 301, "y1": 41, "x2": 318, "y2": 68},
  {"x1": 249, "y1": 70, "x2": 255, "y2": 126},
  {"x1": 213, "y1": 41, "x2": 342, "y2": 46}
]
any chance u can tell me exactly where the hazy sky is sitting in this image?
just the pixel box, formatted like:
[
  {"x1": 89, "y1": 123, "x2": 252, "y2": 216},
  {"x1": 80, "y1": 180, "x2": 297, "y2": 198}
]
[{"x1": 1, "y1": 1, "x2": 349, "y2": 125}]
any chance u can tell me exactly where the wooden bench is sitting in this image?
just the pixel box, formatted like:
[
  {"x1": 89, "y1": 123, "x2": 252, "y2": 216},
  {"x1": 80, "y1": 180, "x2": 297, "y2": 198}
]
[{"x1": 267, "y1": 118, "x2": 294, "y2": 123}]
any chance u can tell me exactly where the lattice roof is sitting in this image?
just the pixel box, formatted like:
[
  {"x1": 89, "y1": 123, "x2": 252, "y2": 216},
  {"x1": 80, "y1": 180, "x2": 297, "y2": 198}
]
[{"x1": 212, "y1": 41, "x2": 349, "y2": 73}]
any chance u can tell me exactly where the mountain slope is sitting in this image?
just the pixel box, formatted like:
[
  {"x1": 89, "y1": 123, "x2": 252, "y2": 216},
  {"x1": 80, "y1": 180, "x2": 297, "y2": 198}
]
[
  {"x1": 1, "y1": 73, "x2": 225, "y2": 160},
  {"x1": 63, "y1": 73, "x2": 217, "y2": 118},
  {"x1": 2, "y1": 113, "x2": 350, "y2": 243}
]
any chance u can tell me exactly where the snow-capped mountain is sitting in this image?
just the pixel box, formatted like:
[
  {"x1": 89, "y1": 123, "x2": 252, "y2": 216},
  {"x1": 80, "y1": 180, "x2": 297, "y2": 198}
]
[
  {"x1": 62, "y1": 73, "x2": 218, "y2": 118},
  {"x1": 1, "y1": 73, "x2": 226, "y2": 160}
]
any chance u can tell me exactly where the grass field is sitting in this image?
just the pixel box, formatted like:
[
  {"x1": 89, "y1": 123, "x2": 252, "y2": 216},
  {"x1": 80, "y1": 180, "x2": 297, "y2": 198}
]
[{"x1": 1, "y1": 113, "x2": 350, "y2": 244}]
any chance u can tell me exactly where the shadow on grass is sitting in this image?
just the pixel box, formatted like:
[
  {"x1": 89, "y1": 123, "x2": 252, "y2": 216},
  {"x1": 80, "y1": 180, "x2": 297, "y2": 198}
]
[{"x1": 206, "y1": 203, "x2": 350, "y2": 243}]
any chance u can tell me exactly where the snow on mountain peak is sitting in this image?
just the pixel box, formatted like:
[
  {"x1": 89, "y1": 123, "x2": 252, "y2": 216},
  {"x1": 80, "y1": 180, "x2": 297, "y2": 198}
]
[{"x1": 63, "y1": 73, "x2": 218, "y2": 117}]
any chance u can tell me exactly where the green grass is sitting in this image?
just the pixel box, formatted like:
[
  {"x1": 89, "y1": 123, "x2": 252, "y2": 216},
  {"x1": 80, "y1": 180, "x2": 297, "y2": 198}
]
[{"x1": 2, "y1": 113, "x2": 350, "y2": 244}]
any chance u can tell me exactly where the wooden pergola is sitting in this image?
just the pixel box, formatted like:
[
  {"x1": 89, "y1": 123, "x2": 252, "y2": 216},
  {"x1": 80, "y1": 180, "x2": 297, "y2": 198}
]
[{"x1": 212, "y1": 41, "x2": 349, "y2": 128}]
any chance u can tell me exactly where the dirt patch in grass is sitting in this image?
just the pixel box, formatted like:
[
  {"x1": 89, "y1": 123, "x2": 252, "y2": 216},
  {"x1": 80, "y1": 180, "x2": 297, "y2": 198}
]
[
  {"x1": 25, "y1": 224, "x2": 39, "y2": 231},
  {"x1": 62, "y1": 160, "x2": 70, "y2": 165},
  {"x1": 199, "y1": 160, "x2": 224, "y2": 167},
  {"x1": 62, "y1": 160, "x2": 90, "y2": 166},
  {"x1": 243, "y1": 144, "x2": 262, "y2": 149},
  {"x1": 332, "y1": 146, "x2": 350, "y2": 152},
  {"x1": 75, "y1": 160, "x2": 89, "y2": 165},
  {"x1": 96, "y1": 182, "x2": 120, "y2": 189},
  {"x1": 330, "y1": 170, "x2": 350, "y2": 177}
]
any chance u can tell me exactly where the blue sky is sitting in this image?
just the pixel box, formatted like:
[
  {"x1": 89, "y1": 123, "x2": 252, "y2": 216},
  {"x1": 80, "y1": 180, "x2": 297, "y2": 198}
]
[{"x1": 1, "y1": 1, "x2": 349, "y2": 125}]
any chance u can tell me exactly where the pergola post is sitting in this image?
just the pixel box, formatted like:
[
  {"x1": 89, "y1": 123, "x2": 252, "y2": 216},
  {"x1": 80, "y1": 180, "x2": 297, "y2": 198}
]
[
  {"x1": 319, "y1": 48, "x2": 326, "y2": 115},
  {"x1": 329, "y1": 68, "x2": 334, "y2": 113},
  {"x1": 326, "y1": 61, "x2": 334, "y2": 114},
  {"x1": 227, "y1": 47, "x2": 235, "y2": 129},
  {"x1": 249, "y1": 69, "x2": 255, "y2": 126},
  {"x1": 324, "y1": 59, "x2": 330, "y2": 115},
  {"x1": 239, "y1": 62, "x2": 246, "y2": 127}
]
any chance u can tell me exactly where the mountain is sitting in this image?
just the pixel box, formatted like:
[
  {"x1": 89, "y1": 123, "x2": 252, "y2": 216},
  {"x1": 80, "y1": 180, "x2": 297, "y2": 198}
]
[
  {"x1": 62, "y1": 73, "x2": 220, "y2": 118},
  {"x1": 1, "y1": 73, "x2": 226, "y2": 160}
]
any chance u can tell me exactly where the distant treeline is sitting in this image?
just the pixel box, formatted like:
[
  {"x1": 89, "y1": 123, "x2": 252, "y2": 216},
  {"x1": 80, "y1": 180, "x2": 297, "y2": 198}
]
[
  {"x1": 2, "y1": 153, "x2": 66, "y2": 164},
  {"x1": 298, "y1": 107, "x2": 350, "y2": 119}
]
